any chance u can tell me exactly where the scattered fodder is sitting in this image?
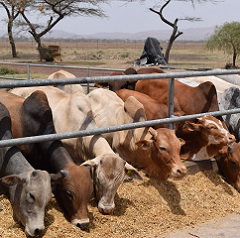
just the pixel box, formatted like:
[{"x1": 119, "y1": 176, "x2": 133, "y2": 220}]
[{"x1": 1, "y1": 170, "x2": 240, "y2": 238}]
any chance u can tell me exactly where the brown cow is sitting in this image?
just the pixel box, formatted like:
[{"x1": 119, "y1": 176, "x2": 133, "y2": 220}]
[
  {"x1": 135, "y1": 78, "x2": 219, "y2": 116},
  {"x1": 88, "y1": 88, "x2": 187, "y2": 181},
  {"x1": 137, "y1": 66, "x2": 165, "y2": 74},
  {"x1": 116, "y1": 88, "x2": 183, "y2": 128},
  {"x1": 95, "y1": 67, "x2": 138, "y2": 90},
  {"x1": 11, "y1": 86, "x2": 143, "y2": 215},
  {"x1": 0, "y1": 90, "x2": 93, "y2": 229},
  {"x1": 214, "y1": 142, "x2": 240, "y2": 191},
  {"x1": 175, "y1": 116, "x2": 235, "y2": 161}
]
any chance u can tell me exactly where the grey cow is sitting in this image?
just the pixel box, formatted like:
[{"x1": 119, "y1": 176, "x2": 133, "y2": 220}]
[
  {"x1": 0, "y1": 101, "x2": 53, "y2": 237},
  {"x1": 218, "y1": 86, "x2": 240, "y2": 142}
]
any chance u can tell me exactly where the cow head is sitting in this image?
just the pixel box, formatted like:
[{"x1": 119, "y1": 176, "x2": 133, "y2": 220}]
[
  {"x1": 82, "y1": 154, "x2": 142, "y2": 215},
  {"x1": 136, "y1": 128, "x2": 187, "y2": 181},
  {"x1": 215, "y1": 142, "x2": 240, "y2": 192},
  {"x1": 0, "y1": 170, "x2": 52, "y2": 237},
  {"x1": 177, "y1": 116, "x2": 236, "y2": 160},
  {"x1": 51, "y1": 165, "x2": 93, "y2": 230}
]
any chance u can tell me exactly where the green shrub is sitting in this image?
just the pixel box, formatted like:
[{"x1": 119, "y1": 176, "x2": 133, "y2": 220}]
[{"x1": 0, "y1": 67, "x2": 19, "y2": 75}]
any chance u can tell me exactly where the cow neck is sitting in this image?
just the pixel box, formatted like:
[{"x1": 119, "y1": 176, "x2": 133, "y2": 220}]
[
  {"x1": 39, "y1": 140, "x2": 74, "y2": 173},
  {"x1": 0, "y1": 146, "x2": 33, "y2": 177},
  {"x1": 86, "y1": 164, "x2": 97, "y2": 199}
]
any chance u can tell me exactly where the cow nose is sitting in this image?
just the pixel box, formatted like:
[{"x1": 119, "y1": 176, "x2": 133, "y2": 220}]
[
  {"x1": 34, "y1": 228, "x2": 44, "y2": 236},
  {"x1": 177, "y1": 166, "x2": 187, "y2": 176},
  {"x1": 76, "y1": 222, "x2": 89, "y2": 231},
  {"x1": 228, "y1": 134, "x2": 236, "y2": 144},
  {"x1": 98, "y1": 207, "x2": 114, "y2": 215}
]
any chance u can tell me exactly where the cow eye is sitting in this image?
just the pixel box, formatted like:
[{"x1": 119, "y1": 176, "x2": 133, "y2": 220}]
[
  {"x1": 208, "y1": 125, "x2": 216, "y2": 130},
  {"x1": 65, "y1": 190, "x2": 73, "y2": 201},
  {"x1": 230, "y1": 160, "x2": 237, "y2": 169},
  {"x1": 28, "y1": 193, "x2": 35, "y2": 202},
  {"x1": 159, "y1": 146, "x2": 167, "y2": 152}
]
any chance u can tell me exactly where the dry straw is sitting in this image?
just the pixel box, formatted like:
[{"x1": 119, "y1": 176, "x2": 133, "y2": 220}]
[{"x1": 1, "y1": 170, "x2": 240, "y2": 238}]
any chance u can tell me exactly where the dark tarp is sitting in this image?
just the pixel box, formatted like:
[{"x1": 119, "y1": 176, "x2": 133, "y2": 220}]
[{"x1": 138, "y1": 37, "x2": 167, "y2": 65}]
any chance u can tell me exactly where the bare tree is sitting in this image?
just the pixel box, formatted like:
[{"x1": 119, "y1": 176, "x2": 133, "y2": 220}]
[
  {"x1": 149, "y1": 0, "x2": 223, "y2": 63},
  {"x1": 0, "y1": 0, "x2": 21, "y2": 58},
  {"x1": 18, "y1": 0, "x2": 108, "y2": 61}
]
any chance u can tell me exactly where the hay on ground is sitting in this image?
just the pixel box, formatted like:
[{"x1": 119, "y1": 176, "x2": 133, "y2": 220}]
[{"x1": 1, "y1": 170, "x2": 240, "y2": 238}]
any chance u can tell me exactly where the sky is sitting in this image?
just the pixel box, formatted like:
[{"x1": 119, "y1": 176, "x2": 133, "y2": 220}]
[
  {"x1": 0, "y1": 0, "x2": 240, "y2": 35},
  {"x1": 53, "y1": 0, "x2": 240, "y2": 34}
]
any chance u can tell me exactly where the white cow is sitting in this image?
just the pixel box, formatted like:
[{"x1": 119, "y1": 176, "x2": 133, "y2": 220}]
[
  {"x1": 48, "y1": 69, "x2": 85, "y2": 94},
  {"x1": 11, "y1": 85, "x2": 142, "y2": 215}
]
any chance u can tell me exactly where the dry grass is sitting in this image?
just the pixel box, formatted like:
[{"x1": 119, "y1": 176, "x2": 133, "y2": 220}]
[
  {"x1": 0, "y1": 40, "x2": 234, "y2": 70},
  {"x1": 1, "y1": 170, "x2": 240, "y2": 237}
]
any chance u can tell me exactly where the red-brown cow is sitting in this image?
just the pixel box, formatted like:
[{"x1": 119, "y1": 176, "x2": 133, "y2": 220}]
[
  {"x1": 175, "y1": 115, "x2": 235, "y2": 161},
  {"x1": 135, "y1": 78, "x2": 219, "y2": 116},
  {"x1": 95, "y1": 67, "x2": 138, "y2": 90},
  {"x1": 95, "y1": 66, "x2": 164, "y2": 91},
  {"x1": 0, "y1": 90, "x2": 93, "y2": 230},
  {"x1": 116, "y1": 88, "x2": 183, "y2": 128},
  {"x1": 214, "y1": 142, "x2": 240, "y2": 191}
]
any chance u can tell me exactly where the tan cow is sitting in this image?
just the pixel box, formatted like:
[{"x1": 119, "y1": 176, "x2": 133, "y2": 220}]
[
  {"x1": 48, "y1": 69, "x2": 85, "y2": 94},
  {"x1": 11, "y1": 86, "x2": 142, "y2": 215},
  {"x1": 87, "y1": 88, "x2": 187, "y2": 181}
]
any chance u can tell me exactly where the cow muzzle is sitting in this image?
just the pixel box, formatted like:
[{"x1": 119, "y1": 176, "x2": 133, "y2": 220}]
[
  {"x1": 170, "y1": 163, "x2": 187, "y2": 179},
  {"x1": 98, "y1": 202, "x2": 115, "y2": 215},
  {"x1": 25, "y1": 225, "x2": 45, "y2": 237},
  {"x1": 71, "y1": 218, "x2": 90, "y2": 230}
]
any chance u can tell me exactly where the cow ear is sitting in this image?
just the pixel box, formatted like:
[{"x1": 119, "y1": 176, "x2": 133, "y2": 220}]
[
  {"x1": 50, "y1": 171, "x2": 68, "y2": 193},
  {"x1": 0, "y1": 175, "x2": 23, "y2": 186},
  {"x1": 148, "y1": 128, "x2": 157, "y2": 140},
  {"x1": 183, "y1": 122, "x2": 200, "y2": 132},
  {"x1": 136, "y1": 140, "x2": 152, "y2": 150},
  {"x1": 81, "y1": 156, "x2": 101, "y2": 168},
  {"x1": 124, "y1": 162, "x2": 143, "y2": 180}
]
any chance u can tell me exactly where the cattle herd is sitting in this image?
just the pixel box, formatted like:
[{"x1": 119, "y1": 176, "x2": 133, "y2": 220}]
[{"x1": 0, "y1": 67, "x2": 240, "y2": 236}]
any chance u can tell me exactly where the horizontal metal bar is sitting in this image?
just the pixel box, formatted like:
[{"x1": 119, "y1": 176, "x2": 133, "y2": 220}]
[
  {"x1": 0, "y1": 61, "x2": 123, "y2": 72},
  {"x1": 0, "y1": 108, "x2": 239, "y2": 148},
  {"x1": 0, "y1": 68, "x2": 239, "y2": 89}
]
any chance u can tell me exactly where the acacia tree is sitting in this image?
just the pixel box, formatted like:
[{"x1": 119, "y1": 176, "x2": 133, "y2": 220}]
[
  {"x1": 0, "y1": 0, "x2": 21, "y2": 58},
  {"x1": 205, "y1": 21, "x2": 240, "y2": 68},
  {"x1": 18, "y1": 0, "x2": 107, "y2": 61},
  {"x1": 149, "y1": 0, "x2": 223, "y2": 63}
]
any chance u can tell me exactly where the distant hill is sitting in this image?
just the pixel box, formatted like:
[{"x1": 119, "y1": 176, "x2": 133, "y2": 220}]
[
  {"x1": 43, "y1": 27, "x2": 215, "y2": 41},
  {"x1": 0, "y1": 27, "x2": 215, "y2": 41}
]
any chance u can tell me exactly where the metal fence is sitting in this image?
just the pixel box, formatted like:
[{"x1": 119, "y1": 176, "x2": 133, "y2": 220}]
[{"x1": 0, "y1": 62, "x2": 240, "y2": 148}]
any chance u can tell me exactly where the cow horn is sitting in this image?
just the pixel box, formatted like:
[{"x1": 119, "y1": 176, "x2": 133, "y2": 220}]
[{"x1": 60, "y1": 170, "x2": 69, "y2": 177}]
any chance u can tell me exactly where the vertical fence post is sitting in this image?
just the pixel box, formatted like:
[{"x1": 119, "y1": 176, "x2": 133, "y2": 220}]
[
  {"x1": 27, "y1": 63, "x2": 30, "y2": 80},
  {"x1": 168, "y1": 78, "x2": 175, "y2": 129},
  {"x1": 87, "y1": 67, "x2": 90, "y2": 93}
]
